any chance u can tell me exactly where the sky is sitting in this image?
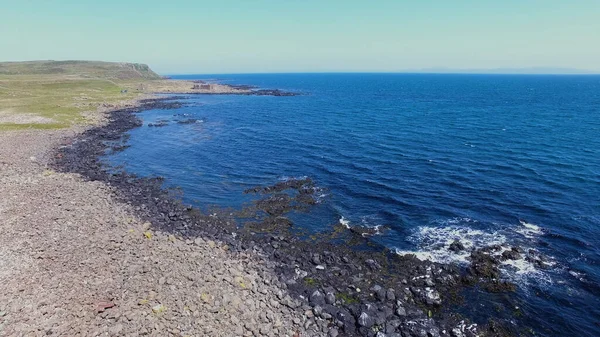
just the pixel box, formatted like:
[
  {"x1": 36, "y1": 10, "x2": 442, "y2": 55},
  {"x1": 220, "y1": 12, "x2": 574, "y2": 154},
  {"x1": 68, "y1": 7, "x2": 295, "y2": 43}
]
[{"x1": 1, "y1": 0, "x2": 600, "y2": 74}]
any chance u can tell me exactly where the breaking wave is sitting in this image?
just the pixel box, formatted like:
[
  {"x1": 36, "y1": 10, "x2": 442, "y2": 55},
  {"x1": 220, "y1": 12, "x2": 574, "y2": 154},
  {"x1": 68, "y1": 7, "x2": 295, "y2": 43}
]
[{"x1": 395, "y1": 218, "x2": 553, "y2": 285}]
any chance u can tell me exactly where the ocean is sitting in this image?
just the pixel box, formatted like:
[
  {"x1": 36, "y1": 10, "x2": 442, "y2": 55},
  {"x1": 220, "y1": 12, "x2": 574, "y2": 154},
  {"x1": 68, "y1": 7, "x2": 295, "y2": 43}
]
[{"x1": 107, "y1": 73, "x2": 600, "y2": 336}]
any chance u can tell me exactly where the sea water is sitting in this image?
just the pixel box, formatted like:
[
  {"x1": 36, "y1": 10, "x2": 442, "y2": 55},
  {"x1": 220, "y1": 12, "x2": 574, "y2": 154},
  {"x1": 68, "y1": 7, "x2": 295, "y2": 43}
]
[{"x1": 108, "y1": 73, "x2": 600, "y2": 336}]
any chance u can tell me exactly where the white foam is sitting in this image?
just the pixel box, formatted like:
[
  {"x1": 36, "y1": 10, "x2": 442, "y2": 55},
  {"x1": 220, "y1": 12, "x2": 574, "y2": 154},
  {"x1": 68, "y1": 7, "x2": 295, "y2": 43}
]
[
  {"x1": 515, "y1": 220, "x2": 543, "y2": 238},
  {"x1": 338, "y1": 216, "x2": 386, "y2": 236},
  {"x1": 395, "y1": 224, "x2": 507, "y2": 265},
  {"x1": 339, "y1": 216, "x2": 351, "y2": 229},
  {"x1": 395, "y1": 221, "x2": 554, "y2": 287},
  {"x1": 278, "y1": 175, "x2": 309, "y2": 181}
]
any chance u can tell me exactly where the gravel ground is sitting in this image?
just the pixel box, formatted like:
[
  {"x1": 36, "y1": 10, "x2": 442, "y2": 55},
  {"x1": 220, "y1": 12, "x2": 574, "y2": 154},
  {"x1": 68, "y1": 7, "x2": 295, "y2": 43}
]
[{"x1": 0, "y1": 111, "x2": 317, "y2": 336}]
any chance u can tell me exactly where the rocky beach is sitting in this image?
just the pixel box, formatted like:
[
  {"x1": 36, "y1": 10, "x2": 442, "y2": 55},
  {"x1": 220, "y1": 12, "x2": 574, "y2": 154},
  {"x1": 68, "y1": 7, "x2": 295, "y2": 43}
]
[{"x1": 1, "y1": 66, "x2": 521, "y2": 337}]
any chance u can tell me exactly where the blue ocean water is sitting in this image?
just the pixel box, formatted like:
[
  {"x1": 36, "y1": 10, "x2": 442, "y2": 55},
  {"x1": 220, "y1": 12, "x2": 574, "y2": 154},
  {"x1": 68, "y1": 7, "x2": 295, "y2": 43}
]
[{"x1": 108, "y1": 74, "x2": 600, "y2": 336}]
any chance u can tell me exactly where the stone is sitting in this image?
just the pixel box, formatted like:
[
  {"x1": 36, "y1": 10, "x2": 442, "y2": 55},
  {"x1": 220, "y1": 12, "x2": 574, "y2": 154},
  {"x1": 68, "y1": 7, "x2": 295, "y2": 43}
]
[
  {"x1": 365, "y1": 259, "x2": 381, "y2": 270},
  {"x1": 396, "y1": 306, "x2": 406, "y2": 317},
  {"x1": 502, "y1": 249, "x2": 521, "y2": 260},
  {"x1": 386, "y1": 288, "x2": 396, "y2": 301},
  {"x1": 328, "y1": 328, "x2": 339, "y2": 337},
  {"x1": 424, "y1": 288, "x2": 442, "y2": 306},
  {"x1": 449, "y1": 240, "x2": 465, "y2": 252},
  {"x1": 386, "y1": 319, "x2": 402, "y2": 333},
  {"x1": 312, "y1": 254, "x2": 321, "y2": 265},
  {"x1": 357, "y1": 312, "x2": 374, "y2": 328},
  {"x1": 109, "y1": 324, "x2": 123, "y2": 335},
  {"x1": 309, "y1": 290, "x2": 325, "y2": 306},
  {"x1": 325, "y1": 292, "x2": 336, "y2": 305}
]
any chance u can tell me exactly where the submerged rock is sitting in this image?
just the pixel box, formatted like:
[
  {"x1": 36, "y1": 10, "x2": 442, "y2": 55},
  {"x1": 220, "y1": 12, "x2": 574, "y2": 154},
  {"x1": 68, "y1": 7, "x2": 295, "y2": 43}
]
[{"x1": 449, "y1": 240, "x2": 466, "y2": 252}]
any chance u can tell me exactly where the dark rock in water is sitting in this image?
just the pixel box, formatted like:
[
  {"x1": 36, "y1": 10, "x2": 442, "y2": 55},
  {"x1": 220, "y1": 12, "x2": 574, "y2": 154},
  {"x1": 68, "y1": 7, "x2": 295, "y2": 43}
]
[
  {"x1": 449, "y1": 240, "x2": 466, "y2": 252},
  {"x1": 255, "y1": 193, "x2": 293, "y2": 216},
  {"x1": 501, "y1": 248, "x2": 521, "y2": 260},
  {"x1": 525, "y1": 249, "x2": 552, "y2": 269},
  {"x1": 511, "y1": 246, "x2": 524, "y2": 253},
  {"x1": 468, "y1": 249, "x2": 501, "y2": 279},
  {"x1": 229, "y1": 84, "x2": 257, "y2": 90},
  {"x1": 249, "y1": 89, "x2": 299, "y2": 96},
  {"x1": 484, "y1": 280, "x2": 516, "y2": 293},
  {"x1": 176, "y1": 118, "x2": 201, "y2": 124},
  {"x1": 148, "y1": 120, "x2": 169, "y2": 127}
]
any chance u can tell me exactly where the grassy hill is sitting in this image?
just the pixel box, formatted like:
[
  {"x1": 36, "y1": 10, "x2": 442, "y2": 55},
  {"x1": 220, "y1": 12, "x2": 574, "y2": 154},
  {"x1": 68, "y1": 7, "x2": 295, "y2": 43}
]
[
  {"x1": 0, "y1": 60, "x2": 161, "y2": 79},
  {"x1": 0, "y1": 61, "x2": 162, "y2": 130}
]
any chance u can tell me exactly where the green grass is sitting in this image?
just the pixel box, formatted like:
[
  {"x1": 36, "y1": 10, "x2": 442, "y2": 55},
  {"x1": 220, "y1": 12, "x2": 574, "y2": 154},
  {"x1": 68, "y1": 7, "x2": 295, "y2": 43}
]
[
  {"x1": 335, "y1": 292, "x2": 359, "y2": 304},
  {"x1": 303, "y1": 277, "x2": 320, "y2": 287},
  {"x1": 0, "y1": 60, "x2": 160, "y2": 79},
  {"x1": 0, "y1": 61, "x2": 162, "y2": 130}
]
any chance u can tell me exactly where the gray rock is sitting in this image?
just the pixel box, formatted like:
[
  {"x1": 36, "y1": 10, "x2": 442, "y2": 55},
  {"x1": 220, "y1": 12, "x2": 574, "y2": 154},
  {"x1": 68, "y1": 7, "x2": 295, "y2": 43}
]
[
  {"x1": 365, "y1": 259, "x2": 382, "y2": 270},
  {"x1": 385, "y1": 319, "x2": 402, "y2": 333},
  {"x1": 328, "y1": 328, "x2": 339, "y2": 337},
  {"x1": 449, "y1": 240, "x2": 465, "y2": 252},
  {"x1": 357, "y1": 312, "x2": 374, "y2": 328},
  {"x1": 424, "y1": 288, "x2": 442, "y2": 306},
  {"x1": 108, "y1": 324, "x2": 123, "y2": 335},
  {"x1": 325, "y1": 292, "x2": 336, "y2": 305},
  {"x1": 309, "y1": 290, "x2": 325, "y2": 306},
  {"x1": 386, "y1": 288, "x2": 396, "y2": 301},
  {"x1": 312, "y1": 254, "x2": 321, "y2": 265},
  {"x1": 313, "y1": 305, "x2": 323, "y2": 317}
]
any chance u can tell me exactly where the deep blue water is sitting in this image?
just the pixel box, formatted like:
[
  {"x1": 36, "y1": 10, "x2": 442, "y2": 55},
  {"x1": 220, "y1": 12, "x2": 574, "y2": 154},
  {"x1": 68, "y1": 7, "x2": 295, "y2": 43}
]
[{"x1": 108, "y1": 74, "x2": 600, "y2": 336}]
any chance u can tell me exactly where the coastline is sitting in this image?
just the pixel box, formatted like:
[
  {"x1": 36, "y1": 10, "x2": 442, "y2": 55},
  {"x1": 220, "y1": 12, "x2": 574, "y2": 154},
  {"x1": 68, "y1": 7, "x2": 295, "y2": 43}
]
[
  {"x1": 1, "y1": 77, "x2": 515, "y2": 337},
  {"x1": 50, "y1": 84, "x2": 516, "y2": 336},
  {"x1": 0, "y1": 86, "x2": 315, "y2": 336}
]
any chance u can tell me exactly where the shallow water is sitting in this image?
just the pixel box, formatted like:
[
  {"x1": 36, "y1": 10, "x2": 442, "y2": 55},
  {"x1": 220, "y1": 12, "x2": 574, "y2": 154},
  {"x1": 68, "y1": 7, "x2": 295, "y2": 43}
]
[{"x1": 108, "y1": 73, "x2": 600, "y2": 336}]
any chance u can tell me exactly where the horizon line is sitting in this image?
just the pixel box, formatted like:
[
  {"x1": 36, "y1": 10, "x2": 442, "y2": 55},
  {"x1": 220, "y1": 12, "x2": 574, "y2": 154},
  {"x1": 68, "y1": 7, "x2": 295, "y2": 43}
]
[
  {"x1": 164, "y1": 70, "x2": 600, "y2": 76},
  {"x1": 2, "y1": 60, "x2": 598, "y2": 76}
]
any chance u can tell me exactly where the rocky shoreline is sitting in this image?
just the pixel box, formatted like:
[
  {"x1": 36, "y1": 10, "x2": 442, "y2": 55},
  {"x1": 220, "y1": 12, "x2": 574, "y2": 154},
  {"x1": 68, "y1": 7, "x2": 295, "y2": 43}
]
[{"x1": 46, "y1": 92, "x2": 528, "y2": 337}]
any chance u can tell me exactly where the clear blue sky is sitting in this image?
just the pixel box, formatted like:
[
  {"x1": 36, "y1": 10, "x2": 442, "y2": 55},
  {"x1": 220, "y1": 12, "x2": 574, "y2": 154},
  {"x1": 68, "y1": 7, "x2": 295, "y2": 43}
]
[{"x1": 2, "y1": 0, "x2": 599, "y2": 74}]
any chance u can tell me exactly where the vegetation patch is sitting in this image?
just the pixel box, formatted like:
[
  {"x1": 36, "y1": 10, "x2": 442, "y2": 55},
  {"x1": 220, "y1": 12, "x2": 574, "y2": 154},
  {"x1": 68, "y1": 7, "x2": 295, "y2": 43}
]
[{"x1": 0, "y1": 61, "x2": 161, "y2": 130}]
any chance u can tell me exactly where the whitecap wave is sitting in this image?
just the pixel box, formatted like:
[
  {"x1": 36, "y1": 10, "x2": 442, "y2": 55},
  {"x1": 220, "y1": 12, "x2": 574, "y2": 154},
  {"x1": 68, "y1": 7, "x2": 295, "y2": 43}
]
[
  {"x1": 338, "y1": 216, "x2": 386, "y2": 236},
  {"x1": 395, "y1": 224, "x2": 506, "y2": 265},
  {"x1": 515, "y1": 220, "x2": 543, "y2": 238},
  {"x1": 339, "y1": 216, "x2": 351, "y2": 229},
  {"x1": 395, "y1": 220, "x2": 554, "y2": 286}
]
